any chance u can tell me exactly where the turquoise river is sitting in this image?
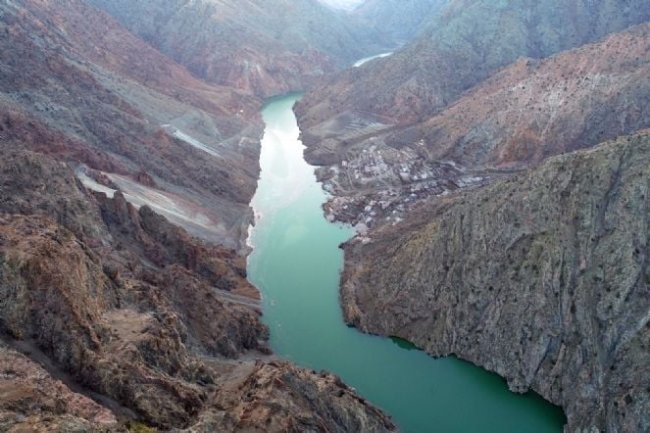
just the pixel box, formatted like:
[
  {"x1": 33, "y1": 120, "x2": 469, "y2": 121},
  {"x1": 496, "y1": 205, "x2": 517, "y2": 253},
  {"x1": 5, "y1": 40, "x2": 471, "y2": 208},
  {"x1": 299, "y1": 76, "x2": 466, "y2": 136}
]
[{"x1": 246, "y1": 94, "x2": 566, "y2": 433}]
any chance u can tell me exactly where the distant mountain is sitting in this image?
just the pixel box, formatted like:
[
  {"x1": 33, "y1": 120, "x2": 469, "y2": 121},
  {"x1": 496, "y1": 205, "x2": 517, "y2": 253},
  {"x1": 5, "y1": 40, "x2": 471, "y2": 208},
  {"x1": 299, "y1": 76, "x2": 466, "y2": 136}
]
[
  {"x1": 89, "y1": 0, "x2": 385, "y2": 97},
  {"x1": 353, "y1": 0, "x2": 449, "y2": 44},
  {"x1": 300, "y1": 0, "x2": 650, "y2": 124}
]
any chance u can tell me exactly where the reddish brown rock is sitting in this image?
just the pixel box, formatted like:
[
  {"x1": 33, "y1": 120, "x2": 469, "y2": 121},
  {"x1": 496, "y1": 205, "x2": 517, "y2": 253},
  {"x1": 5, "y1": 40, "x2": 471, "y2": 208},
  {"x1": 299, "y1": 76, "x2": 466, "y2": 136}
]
[
  {"x1": 296, "y1": 24, "x2": 650, "y2": 230},
  {"x1": 0, "y1": 149, "x2": 397, "y2": 431},
  {"x1": 0, "y1": 345, "x2": 119, "y2": 432},
  {"x1": 0, "y1": 0, "x2": 263, "y2": 250}
]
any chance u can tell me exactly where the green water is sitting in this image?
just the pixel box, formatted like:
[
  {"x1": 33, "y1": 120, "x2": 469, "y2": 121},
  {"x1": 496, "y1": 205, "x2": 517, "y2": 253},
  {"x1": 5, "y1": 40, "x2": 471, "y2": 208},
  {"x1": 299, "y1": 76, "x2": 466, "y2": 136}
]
[{"x1": 247, "y1": 94, "x2": 566, "y2": 433}]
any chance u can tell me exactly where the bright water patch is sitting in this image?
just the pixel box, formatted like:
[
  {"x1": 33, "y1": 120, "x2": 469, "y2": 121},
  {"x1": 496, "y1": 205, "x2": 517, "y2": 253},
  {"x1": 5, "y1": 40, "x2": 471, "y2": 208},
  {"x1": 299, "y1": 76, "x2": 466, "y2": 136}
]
[
  {"x1": 353, "y1": 52, "x2": 393, "y2": 67},
  {"x1": 247, "y1": 94, "x2": 565, "y2": 433}
]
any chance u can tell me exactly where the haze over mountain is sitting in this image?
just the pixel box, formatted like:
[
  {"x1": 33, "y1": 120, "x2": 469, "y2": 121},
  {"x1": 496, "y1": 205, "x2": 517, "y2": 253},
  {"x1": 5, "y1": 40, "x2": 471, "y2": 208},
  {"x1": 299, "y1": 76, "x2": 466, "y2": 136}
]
[
  {"x1": 299, "y1": 0, "x2": 650, "y2": 124},
  {"x1": 88, "y1": 0, "x2": 388, "y2": 97},
  {"x1": 319, "y1": 0, "x2": 365, "y2": 11},
  {"x1": 296, "y1": 0, "x2": 650, "y2": 228},
  {"x1": 353, "y1": 0, "x2": 449, "y2": 44}
]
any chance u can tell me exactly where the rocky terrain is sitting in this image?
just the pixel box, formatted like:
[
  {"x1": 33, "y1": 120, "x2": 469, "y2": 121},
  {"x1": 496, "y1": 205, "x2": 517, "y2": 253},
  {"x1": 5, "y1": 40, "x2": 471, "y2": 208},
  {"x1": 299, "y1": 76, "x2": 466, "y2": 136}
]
[
  {"x1": 296, "y1": 23, "x2": 650, "y2": 230},
  {"x1": 340, "y1": 131, "x2": 650, "y2": 433},
  {"x1": 0, "y1": 343, "x2": 118, "y2": 432},
  {"x1": 0, "y1": 0, "x2": 399, "y2": 431},
  {"x1": 88, "y1": 0, "x2": 388, "y2": 98},
  {"x1": 0, "y1": 150, "x2": 397, "y2": 432},
  {"x1": 352, "y1": 0, "x2": 449, "y2": 44},
  {"x1": 1, "y1": 0, "x2": 264, "y2": 250},
  {"x1": 299, "y1": 0, "x2": 650, "y2": 125}
]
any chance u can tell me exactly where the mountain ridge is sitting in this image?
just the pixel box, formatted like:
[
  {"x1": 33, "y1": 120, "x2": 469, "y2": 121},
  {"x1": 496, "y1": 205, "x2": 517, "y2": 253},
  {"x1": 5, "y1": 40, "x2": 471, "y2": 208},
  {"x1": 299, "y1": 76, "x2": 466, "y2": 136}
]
[{"x1": 89, "y1": 0, "x2": 388, "y2": 97}]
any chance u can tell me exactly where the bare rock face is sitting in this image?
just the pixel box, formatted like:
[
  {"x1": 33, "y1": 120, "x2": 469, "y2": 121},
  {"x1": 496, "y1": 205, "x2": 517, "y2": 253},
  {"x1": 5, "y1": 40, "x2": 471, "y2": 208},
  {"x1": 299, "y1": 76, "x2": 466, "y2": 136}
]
[
  {"x1": 0, "y1": 150, "x2": 397, "y2": 431},
  {"x1": 341, "y1": 132, "x2": 650, "y2": 433},
  {"x1": 196, "y1": 361, "x2": 397, "y2": 433},
  {"x1": 0, "y1": 1, "x2": 400, "y2": 431},
  {"x1": 295, "y1": 24, "x2": 650, "y2": 231},
  {"x1": 0, "y1": 344, "x2": 119, "y2": 432}
]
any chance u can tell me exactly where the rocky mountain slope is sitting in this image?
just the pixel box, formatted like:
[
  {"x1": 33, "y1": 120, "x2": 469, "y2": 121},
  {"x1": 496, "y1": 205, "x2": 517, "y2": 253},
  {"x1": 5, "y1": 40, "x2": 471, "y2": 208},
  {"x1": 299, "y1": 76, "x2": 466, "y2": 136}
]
[
  {"x1": 0, "y1": 0, "x2": 398, "y2": 430},
  {"x1": 0, "y1": 150, "x2": 397, "y2": 432},
  {"x1": 299, "y1": 0, "x2": 650, "y2": 125},
  {"x1": 341, "y1": 131, "x2": 650, "y2": 433},
  {"x1": 0, "y1": 342, "x2": 118, "y2": 432},
  {"x1": 295, "y1": 23, "x2": 650, "y2": 229},
  {"x1": 1, "y1": 0, "x2": 263, "y2": 250},
  {"x1": 88, "y1": 0, "x2": 386, "y2": 97},
  {"x1": 353, "y1": 0, "x2": 449, "y2": 44}
]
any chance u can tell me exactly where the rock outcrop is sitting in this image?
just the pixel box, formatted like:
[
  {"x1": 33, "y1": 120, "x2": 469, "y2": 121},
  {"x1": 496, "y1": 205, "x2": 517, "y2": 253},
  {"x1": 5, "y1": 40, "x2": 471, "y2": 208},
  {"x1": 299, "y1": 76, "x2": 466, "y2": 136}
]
[
  {"x1": 0, "y1": 344, "x2": 119, "y2": 432},
  {"x1": 341, "y1": 131, "x2": 650, "y2": 433},
  {"x1": 0, "y1": 1, "x2": 399, "y2": 431},
  {"x1": 0, "y1": 149, "x2": 397, "y2": 432}
]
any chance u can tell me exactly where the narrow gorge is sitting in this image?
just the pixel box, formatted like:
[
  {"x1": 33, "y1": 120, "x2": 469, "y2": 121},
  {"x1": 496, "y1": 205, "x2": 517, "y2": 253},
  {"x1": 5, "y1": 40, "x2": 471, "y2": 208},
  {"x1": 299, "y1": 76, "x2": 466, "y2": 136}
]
[
  {"x1": 0, "y1": 1, "x2": 648, "y2": 432},
  {"x1": 246, "y1": 94, "x2": 566, "y2": 433}
]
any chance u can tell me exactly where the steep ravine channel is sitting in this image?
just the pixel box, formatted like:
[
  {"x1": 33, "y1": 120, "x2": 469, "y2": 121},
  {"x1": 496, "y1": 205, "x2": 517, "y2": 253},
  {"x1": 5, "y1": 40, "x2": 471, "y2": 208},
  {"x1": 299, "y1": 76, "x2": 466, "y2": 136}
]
[{"x1": 246, "y1": 94, "x2": 566, "y2": 432}]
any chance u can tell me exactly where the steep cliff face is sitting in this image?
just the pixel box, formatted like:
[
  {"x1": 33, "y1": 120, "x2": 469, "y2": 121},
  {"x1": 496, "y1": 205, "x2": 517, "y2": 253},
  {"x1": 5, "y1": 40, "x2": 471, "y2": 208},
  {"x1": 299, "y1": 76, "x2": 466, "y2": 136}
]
[
  {"x1": 88, "y1": 0, "x2": 385, "y2": 97},
  {"x1": 341, "y1": 132, "x2": 650, "y2": 433},
  {"x1": 0, "y1": 150, "x2": 397, "y2": 432},
  {"x1": 295, "y1": 24, "x2": 650, "y2": 229},
  {"x1": 298, "y1": 0, "x2": 650, "y2": 125},
  {"x1": 0, "y1": 0, "x2": 263, "y2": 249}
]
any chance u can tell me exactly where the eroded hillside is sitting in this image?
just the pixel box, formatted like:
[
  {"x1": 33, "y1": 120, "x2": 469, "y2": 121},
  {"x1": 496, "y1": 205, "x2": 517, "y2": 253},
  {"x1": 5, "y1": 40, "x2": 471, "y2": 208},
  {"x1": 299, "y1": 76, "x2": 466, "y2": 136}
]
[
  {"x1": 0, "y1": 0, "x2": 399, "y2": 430},
  {"x1": 89, "y1": 0, "x2": 388, "y2": 97},
  {"x1": 296, "y1": 24, "x2": 650, "y2": 230}
]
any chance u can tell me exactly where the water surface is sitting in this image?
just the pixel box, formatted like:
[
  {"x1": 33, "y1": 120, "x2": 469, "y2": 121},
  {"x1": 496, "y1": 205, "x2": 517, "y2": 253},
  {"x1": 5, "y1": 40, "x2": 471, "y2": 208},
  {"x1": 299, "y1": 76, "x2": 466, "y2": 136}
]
[
  {"x1": 353, "y1": 52, "x2": 393, "y2": 67},
  {"x1": 247, "y1": 94, "x2": 565, "y2": 433}
]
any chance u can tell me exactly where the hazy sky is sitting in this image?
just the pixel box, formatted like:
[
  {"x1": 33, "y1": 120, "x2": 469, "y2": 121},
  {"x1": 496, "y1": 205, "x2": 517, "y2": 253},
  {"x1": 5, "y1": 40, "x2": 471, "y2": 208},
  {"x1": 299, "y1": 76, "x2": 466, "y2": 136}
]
[{"x1": 319, "y1": 0, "x2": 365, "y2": 11}]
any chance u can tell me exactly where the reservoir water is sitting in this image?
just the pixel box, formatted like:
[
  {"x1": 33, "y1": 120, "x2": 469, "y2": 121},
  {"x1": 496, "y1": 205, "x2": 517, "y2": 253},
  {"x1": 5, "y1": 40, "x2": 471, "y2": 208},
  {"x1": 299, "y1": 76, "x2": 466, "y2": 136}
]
[
  {"x1": 247, "y1": 94, "x2": 566, "y2": 433},
  {"x1": 353, "y1": 52, "x2": 393, "y2": 67}
]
